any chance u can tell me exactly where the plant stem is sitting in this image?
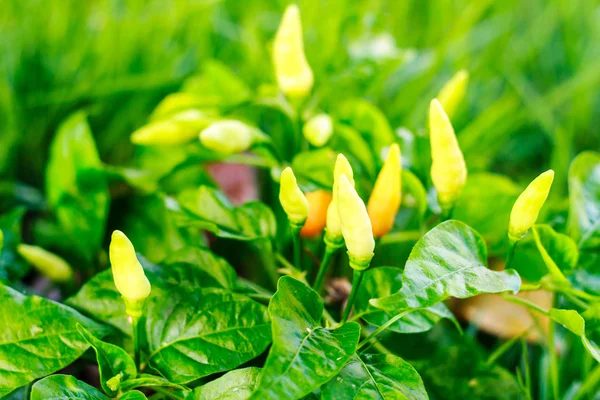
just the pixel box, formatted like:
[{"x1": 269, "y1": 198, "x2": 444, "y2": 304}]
[
  {"x1": 291, "y1": 225, "x2": 302, "y2": 269},
  {"x1": 357, "y1": 309, "x2": 414, "y2": 349},
  {"x1": 124, "y1": 298, "x2": 145, "y2": 371},
  {"x1": 506, "y1": 238, "x2": 518, "y2": 269},
  {"x1": 441, "y1": 207, "x2": 454, "y2": 221},
  {"x1": 485, "y1": 330, "x2": 528, "y2": 366},
  {"x1": 502, "y1": 294, "x2": 550, "y2": 316},
  {"x1": 341, "y1": 270, "x2": 365, "y2": 324},
  {"x1": 548, "y1": 319, "x2": 560, "y2": 400},
  {"x1": 132, "y1": 314, "x2": 142, "y2": 369},
  {"x1": 313, "y1": 246, "x2": 335, "y2": 292},
  {"x1": 573, "y1": 363, "x2": 600, "y2": 400}
]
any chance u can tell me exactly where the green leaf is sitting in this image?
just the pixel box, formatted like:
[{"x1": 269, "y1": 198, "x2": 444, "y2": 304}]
[
  {"x1": 0, "y1": 207, "x2": 27, "y2": 282},
  {"x1": 292, "y1": 148, "x2": 337, "y2": 190},
  {"x1": 161, "y1": 247, "x2": 237, "y2": 290},
  {"x1": 329, "y1": 124, "x2": 376, "y2": 180},
  {"x1": 335, "y1": 99, "x2": 395, "y2": 157},
  {"x1": 146, "y1": 288, "x2": 271, "y2": 384},
  {"x1": 532, "y1": 225, "x2": 577, "y2": 282},
  {"x1": 119, "y1": 195, "x2": 189, "y2": 263},
  {"x1": 30, "y1": 375, "x2": 148, "y2": 400},
  {"x1": 182, "y1": 60, "x2": 252, "y2": 108},
  {"x1": 193, "y1": 367, "x2": 261, "y2": 400},
  {"x1": 170, "y1": 186, "x2": 276, "y2": 241},
  {"x1": 77, "y1": 324, "x2": 136, "y2": 396},
  {"x1": 67, "y1": 252, "x2": 239, "y2": 334},
  {"x1": 568, "y1": 151, "x2": 600, "y2": 249},
  {"x1": 511, "y1": 225, "x2": 578, "y2": 284},
  {"x1": 0, "y1": 284, "x2": 109, "y2": 397},
  {"x1": 45, "y1": 111, "x2": 109, "y2": 262},
  {"x1": 453, "y1": 173, "x2": 521, "y2": 255},
  {"x1": 30, "y1": 375, "x2": 108, "y2": 400},
  {"x1": 249, "y1": 277, "x2": 360, "y2": 399},
  {"x1": 119, "y1": 374, "x2": 188, "y2": 393},
  {"x1": 321, "y1": 353, "x2": 428, "y2": 400},
  {"x1": 549, "y1": 309, "x2": 600, "y2": 363},
  {"x1": 371, "y1": 220, "x2": 521, "y2": 312},
  {"x1": 355, "y1": 267, "x2": 456, "y2": 334},
  {"x1": 66, "y1": 269, "x2": 129, "y2": 334},
  {"x1": 412, "y1": 344, "x2": 524, "y2": 399}
]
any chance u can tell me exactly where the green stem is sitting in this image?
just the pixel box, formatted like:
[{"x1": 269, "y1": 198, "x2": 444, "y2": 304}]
[
  {"x1": 502, "y1": 294, "x2": 550, "y2": 316},
  {"x1": 357, "y1": 309, "x2": 414, "y2": 349},
  {"x1": 506, "y1": 238, "x2": 518, "y2": 269},
  {"x1": 132, "y1": 315, "x2": 142, "y2": 369},
  {"x1": 441, "y1": 206, "x2": 454, "y2": 221},
  {"x1": 341, "y1": 270, "x2": 365, "y2": 324},
  {"x1": 573, "y1": 363, "x2": 600, "y2": 400},
  {"x1": 124, "y1": 298, "x2": 145, "y2": 371},
  {"x1": 291, "y1": 225, "x2": 303, "y2": 269},
  {"x1": 548, "y1": 319, "x2": 560, "y2": 400},
  {"x1": 485, "y1": 330, "x2": 528, "y2": 366},
  {"x1": 313, "y1": 246, "x2": 336, "y2": 292}
]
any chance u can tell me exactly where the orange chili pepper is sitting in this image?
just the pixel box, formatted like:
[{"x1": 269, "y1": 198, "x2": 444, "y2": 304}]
[{"x1": 300, "y1": 190, "x2": 333, "y2": 238}]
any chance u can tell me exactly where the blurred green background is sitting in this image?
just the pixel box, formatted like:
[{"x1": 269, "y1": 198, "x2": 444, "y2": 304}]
[{"x1": 1, "y1": 0, "x2": 599, "y2": 193}]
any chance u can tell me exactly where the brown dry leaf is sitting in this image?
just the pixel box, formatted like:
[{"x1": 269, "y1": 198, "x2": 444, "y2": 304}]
[{"x1": 456, "y1": 290, "x2": 553, "y2": 343}]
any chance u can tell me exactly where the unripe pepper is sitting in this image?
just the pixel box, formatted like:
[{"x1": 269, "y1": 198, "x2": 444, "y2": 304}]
[
  {"x1": 109, "y1": 230, "x2": 151, "y2": 313},
  {"x1": 131, "y1": 109, "x2": 215, "y2": 146},
  {"x1": 429, "y1": 98, "x2": 467, "y2": 212},
  {"x1": 17, "y1": 244, "x2": 73, "y2": 283},
  {"x1": 437, "y1": 70, "x2": 469, "y2": 118},
  {"x1": 367, "y1": 143, "x2": 402, "y2": 237},
  {"x1": 200, "y1": 120, "x2": 262, "y2": 155},
  {"x1": 508, "y1": 170, "x2": 554, "y2": 241},
  {"x1": 336, "y1": 174, "x2": 375, "y2": 270},
  {"x1": 279, "y1": 167, "x2": 309, "y2": 227},
  {"x1": 325, "y1": 154, "x2": 355, "y2": 246},
  {"x1": 300, "y1": 190, "x2": 332, "y2": 238},
  {"x1": 303, "y1": 114, "x2": 333, "y2": 147},
  {"x1": 273, "y1": 5, "x2": 314, "y2": 98}
]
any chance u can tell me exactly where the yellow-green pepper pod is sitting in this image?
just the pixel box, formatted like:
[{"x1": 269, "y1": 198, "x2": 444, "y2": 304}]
[
  {"x1": 325, "y1": 154, "x2": 355, "y2": 246},
  {"x1": 429, "y1": 98, "x2": 467, "y2": 212},
  {"x1": 437, "y1": 70, "x2": 469, "y2": 118},
  {"x1": 279, "y1": 167, "x2": 309, "y2": 227},
  {"x1": 273, "y1": 5, "x2": 314, "y2": 98},
  {"x1": 131, "y1": 110, "x2": 215, "y2": 146},
  {"x1": 17, "y1": 244, "x2": 73, "y2": 283},
  {"x1": 367, "y1": 143, "x2": 402, "y2": 238},
  {"x1": 0, "y1": 229, "x2": 3, "y2": 253},
  {"x1": 508, "y1": 170, "x2": 554, "y2": 241},
  {"x1": 303, "y1": 114, "x2": 333, "y2": 147},
  {"x1": 109, "y1": 230, "x2": 151, "y2": 313},
  {"x1": 199, "y1": 120, "x2": 259, "y2": 155},
  {"x1": 337, "y1": 174, "x2": 375, "y2": 270}
]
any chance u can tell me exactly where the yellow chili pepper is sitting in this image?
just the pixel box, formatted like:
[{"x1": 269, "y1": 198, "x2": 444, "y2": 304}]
[
  {"x1": 199, "y1": 120, "x2": 258, "y2": 155},
  {"x1": 367, "y1": 143, "x2": 402, "y2": 237},
  {"x1": 300, "y1": 190, "x2": 332, "y2": 238},
  {"x1": 17, "y1": 244, "x2": 73, "y2": 283},
  {"x1": 273, "y1": 5, "x2": 314, "y2": 98},
  {"x1": 325, "y1": 154, "x2": 355, "y2": 246},
  {"x1": 303, "y1": 114, "x2": 333, "y2": 147},
  {"x1": 109, "y1": 230, "x2": 151, "y2": 312},
  {"x1": 437, "y1": 70, "x2": 469, "y2": 118},
  {"x1": 131, "y1": 110, "x2": 215, "y2": 146},
  {"x1": 0, "y1": 230, "x2": 3, "y2": 252},
  {"x1": 429, "y1": 98, "x2": 467, "y2": 212},
  {"x1": 279, "y1": 167, "x2": 309, "y2": 227},
  {"x1": 508, "y1": 170, "x2": 554, "y2": 241},
  {"x1": 336, "y1": 174, "x2": 375, "y2": 270}
]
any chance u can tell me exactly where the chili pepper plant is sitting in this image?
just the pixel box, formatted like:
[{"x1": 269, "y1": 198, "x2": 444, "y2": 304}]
[{"x1": 1, "y1": 3, "x2": 600, "y2": 400}]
